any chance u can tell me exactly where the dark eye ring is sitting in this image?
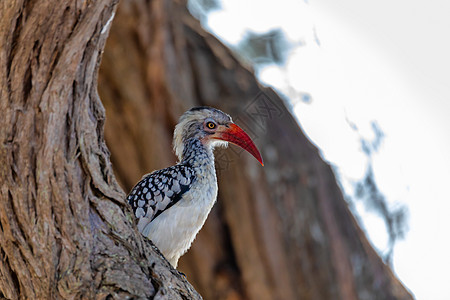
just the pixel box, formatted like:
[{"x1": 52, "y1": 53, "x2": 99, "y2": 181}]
[{"x1": 206, "y1": 121, "x2": 216, "y2": 129}]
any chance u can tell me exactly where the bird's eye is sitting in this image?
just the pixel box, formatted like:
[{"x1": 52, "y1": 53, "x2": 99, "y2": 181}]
[{"x1": 206, "y1": 122, "x2": 216, "y2": 129}]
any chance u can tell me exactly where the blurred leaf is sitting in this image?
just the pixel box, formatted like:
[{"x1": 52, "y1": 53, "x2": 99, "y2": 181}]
[
  {"x1": 188, "y1": 0, "x2": 221, "y2": 22},
  {"x1": 236, "y1": 29, "x2": 291, "y2": 67},
  {"x1": 352, "y1": 122, "x2": 409, "y2": 265}
]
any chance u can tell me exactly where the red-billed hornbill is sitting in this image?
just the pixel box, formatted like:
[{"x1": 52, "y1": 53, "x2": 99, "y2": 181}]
[{"x1": 127, "y1": 106, "x2": 263, "y2": 267}]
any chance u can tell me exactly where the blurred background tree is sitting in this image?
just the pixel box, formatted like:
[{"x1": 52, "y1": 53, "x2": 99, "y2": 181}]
[{"x1": 99, "y1": 0, "x2": 413, "y2": 299}]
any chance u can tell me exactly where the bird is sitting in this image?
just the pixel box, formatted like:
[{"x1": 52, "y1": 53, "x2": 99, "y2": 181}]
[{"x1": 127, "y1": 106, "x2": 263, "y2": 267}]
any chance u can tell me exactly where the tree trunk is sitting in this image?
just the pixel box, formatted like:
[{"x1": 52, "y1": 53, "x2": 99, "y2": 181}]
[
  {"x1": 0, "y1": 1, "x2": 199, "y2": 299},
  {"x1": 99, "y1": 0, "x2": 414, "y2": 300}
]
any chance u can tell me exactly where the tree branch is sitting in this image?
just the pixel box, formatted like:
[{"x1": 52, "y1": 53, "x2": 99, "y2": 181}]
[{"x1": 0, "y1": 1, "x2": 201, "y2": 298}]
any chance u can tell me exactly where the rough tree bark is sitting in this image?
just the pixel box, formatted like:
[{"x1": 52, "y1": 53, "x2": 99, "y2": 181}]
[
  {"x1": 98, "y1": 0, "x2": 415, "y2": 300},
  {"x1": 0, "y1": 1, "x2": 199, "y2": 299}
]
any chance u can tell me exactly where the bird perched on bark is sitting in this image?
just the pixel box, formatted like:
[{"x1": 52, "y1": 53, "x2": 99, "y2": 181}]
[{"x1": 127, "y1": 106, "x2": 263, "y2": 267}]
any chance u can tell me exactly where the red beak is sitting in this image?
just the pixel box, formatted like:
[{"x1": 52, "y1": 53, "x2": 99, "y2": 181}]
[{"x1": 214, "y1": 123, "x2": 264, "y2": 166}]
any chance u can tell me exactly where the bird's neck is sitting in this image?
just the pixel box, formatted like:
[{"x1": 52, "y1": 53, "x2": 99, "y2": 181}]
[{"x1": 181, "y1": 138, "x2": 215, "y2": 169}]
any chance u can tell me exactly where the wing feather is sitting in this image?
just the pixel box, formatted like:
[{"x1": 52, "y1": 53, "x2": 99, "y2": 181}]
[{"x1": 127, "y1": 164, "x2": 195, "y2": 222}]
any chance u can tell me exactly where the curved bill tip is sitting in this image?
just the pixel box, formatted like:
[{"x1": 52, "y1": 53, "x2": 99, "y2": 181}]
[{"x1": 215, "y1": 123, "x2": 264, "y2": 166}]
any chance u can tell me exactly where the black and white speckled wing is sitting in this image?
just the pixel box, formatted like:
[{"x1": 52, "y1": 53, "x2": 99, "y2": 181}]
[{"x1": 127, "y1": 164, "x2": 196, "y2": 222}]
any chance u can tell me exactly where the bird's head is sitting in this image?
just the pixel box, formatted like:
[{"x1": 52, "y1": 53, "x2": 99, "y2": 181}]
[{"x1": 173, "y1": 106, "x2": 263, "y2": 165}]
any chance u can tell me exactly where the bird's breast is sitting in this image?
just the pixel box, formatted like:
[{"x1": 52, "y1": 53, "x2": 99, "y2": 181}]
[
  {"x1": 172, "y1": 172, "x2": 218, "y2": 231},
  {"x1": 140, "y1": 169, "x2": 218, "y2": 266}
]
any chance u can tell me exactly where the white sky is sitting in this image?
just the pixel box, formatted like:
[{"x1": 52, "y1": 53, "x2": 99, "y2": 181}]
[{"x1": 205, "y1": 0, "x2": 450, "y2": 299}]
